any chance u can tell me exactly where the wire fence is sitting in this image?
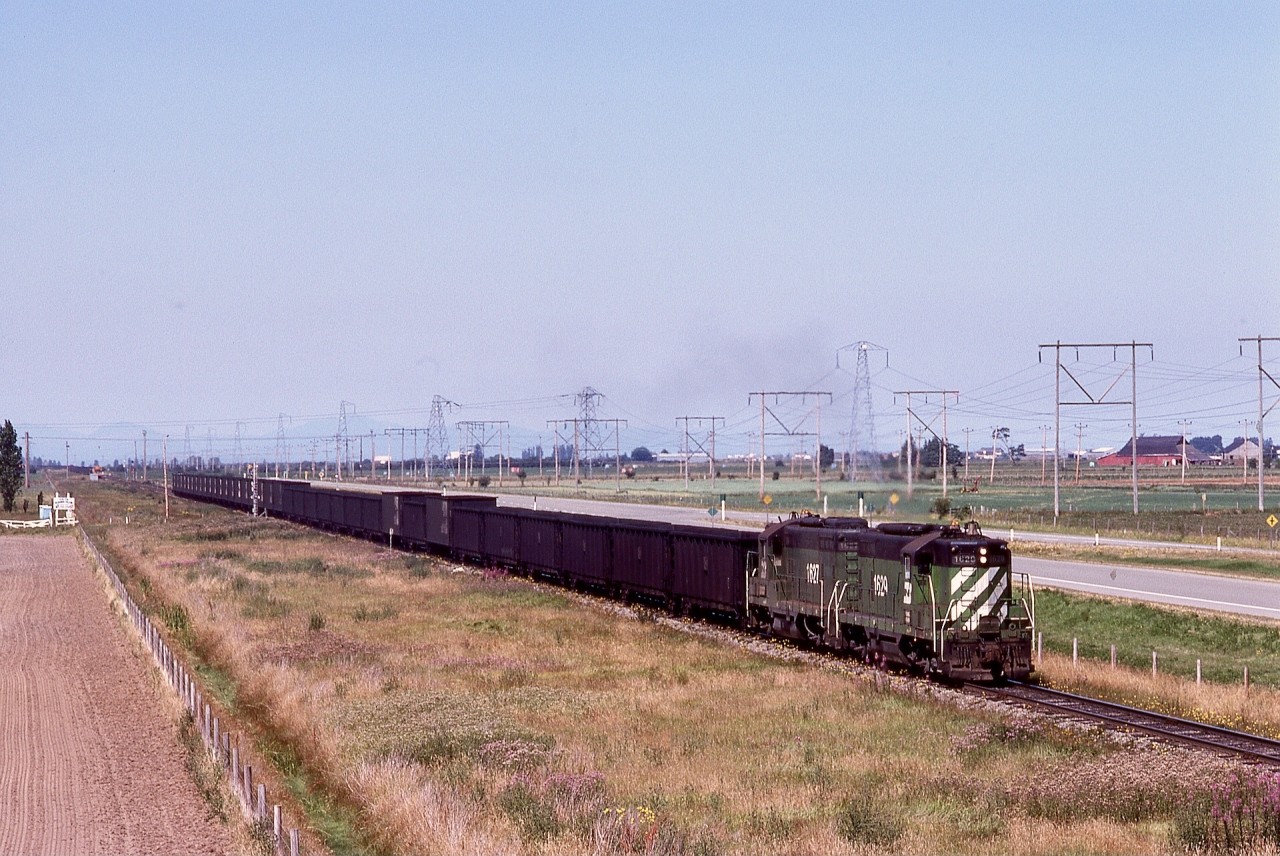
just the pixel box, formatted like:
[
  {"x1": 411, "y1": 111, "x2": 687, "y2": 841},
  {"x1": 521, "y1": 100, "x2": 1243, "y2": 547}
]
[{"x1": 79, "y1": 528, "x2": 305, "y2": 856}]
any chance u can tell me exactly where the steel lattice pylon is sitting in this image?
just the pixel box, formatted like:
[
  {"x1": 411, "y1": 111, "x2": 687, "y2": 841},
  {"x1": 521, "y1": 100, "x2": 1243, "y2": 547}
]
[
  {"x1": 576, "y1": 386, "x2": 604, "y2": 472},
  {"x1": 426, "y1": 396, "x2": 455, "y2": 478},
  {"x1": 838, "y1": 341, "x2": 887, "y2": 482}
]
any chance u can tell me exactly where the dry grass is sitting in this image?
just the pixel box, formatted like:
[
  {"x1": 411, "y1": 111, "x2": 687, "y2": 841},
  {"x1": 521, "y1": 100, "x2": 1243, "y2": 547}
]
[
  {"x1": 68, "y1": 478, "x2": 1261, "y2": 855},
  {"x1": 1039, "y1": 651, "x2": 1280, "y2": 739}
]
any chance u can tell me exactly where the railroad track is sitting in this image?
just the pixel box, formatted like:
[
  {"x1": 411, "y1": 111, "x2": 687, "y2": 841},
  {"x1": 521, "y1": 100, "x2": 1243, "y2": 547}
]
[{"x1": 968, "y1": 680, "x2": 1280, "y2": 766}]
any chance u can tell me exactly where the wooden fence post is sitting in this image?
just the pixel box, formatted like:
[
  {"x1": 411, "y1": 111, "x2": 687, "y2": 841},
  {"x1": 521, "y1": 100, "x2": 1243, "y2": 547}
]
[
  {"x1": 1196, "y1": 659, "x2": 1202, "y2": 685},
  {"x1": 290, "y1": 828, "x2": 300, "y2": 856},
  {"x1": 1152, "y1": 650, "x2": 1157, "y2": 678},
  {"x1": 1110, "y1": 644, "x2": 1116, "y2": 668},
  {"x1": 1072, "y1": 637, "x2": 1077, "y2": 667}
]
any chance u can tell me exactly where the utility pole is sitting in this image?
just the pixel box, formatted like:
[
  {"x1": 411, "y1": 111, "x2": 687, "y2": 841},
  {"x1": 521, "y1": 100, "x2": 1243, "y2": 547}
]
[
  {"x1": 457, "y1": 421, "x2": 510, "y2": 485},
  {"x1": 546, "y1": 422, "x2": 567, "y2": 486},
  {"x1": 1238, "y1": 336, "x2": 1279, "y2": 511},
  {"x1": 1074, "y1": 423, "x2": 1088, "y2": 484},
  {"x1": 23, "y1": 431, "x2": 30, "y2": 489},
  {"x1": 385, "y1": 428, "x2": 408, "y2": 479},
  {"x1": 748, "y1": 391, "x2": 832, "y2": 500},
  {"x1": 676, "y1": 416, "x2": 724, "y2": 491},
  {"x1": 162, "y1": 435, "x2": 169, "y2": 522},
  {"x1": 1040, "y1": 340, "x2": 1152, "y2": 517},
  {"x1": 988, "y1": 427, "x2": 1001, "y2": 484},
  {"x1": 142, "y1": 430, "x2": 148, "y2": 482},
  {"x1": 1039, "y1": 424, "x2": 1051, "y2": 485},
  {"x1": 1178, "y1": 419, "x2": 1192, "y2": 486},
  {"x1": 1241, "y1": 419, "x2": 1253, "y2": 485},
  {"x1": 962, "y1": 427, "x2": 973, "y2": 482},
  {"x1": 410, "y1": 428, "x2": 421, "y2": 479},
  {"x1": 894, "y1": 390, "x2": 959, "y2": 498}
]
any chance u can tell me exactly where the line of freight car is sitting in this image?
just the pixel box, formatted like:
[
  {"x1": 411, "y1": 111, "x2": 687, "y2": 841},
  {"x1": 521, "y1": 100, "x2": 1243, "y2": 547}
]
[
  {"x1": 172, "y1": 472, "x2": 494, "y2": 552},
  {"x1": 171, "y1": 473, "x2": 756, "y2": 618},
  {"x1": 449, "y1": 502, "x2": 755, "y2": 618},
  {"x1": 172, "y1": 473, "x2": 1035, "y2": 681}
]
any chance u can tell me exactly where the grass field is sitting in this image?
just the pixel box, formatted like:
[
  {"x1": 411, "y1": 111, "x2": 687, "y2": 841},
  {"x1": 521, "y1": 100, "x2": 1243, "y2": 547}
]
[{"x1": 57, "y1": 476, "x2": 1278, "y2": 855}]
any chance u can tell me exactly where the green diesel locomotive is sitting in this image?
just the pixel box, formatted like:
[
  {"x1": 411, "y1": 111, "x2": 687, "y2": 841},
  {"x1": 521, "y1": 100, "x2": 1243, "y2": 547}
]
[{"x1": 748, "y1": 516, "x2": 1035, "y2": 681}]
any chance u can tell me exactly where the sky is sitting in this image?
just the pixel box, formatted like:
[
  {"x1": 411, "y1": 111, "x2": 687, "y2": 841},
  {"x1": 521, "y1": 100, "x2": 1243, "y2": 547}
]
[{"x1": 4, "y1": 2, "x2": 1278, "y2": 465}]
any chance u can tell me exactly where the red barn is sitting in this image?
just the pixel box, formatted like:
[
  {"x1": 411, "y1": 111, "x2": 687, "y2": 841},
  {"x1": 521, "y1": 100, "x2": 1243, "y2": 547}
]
[{"x1": 1096, "y1": 436, "x2": 1210, "y2": 467}]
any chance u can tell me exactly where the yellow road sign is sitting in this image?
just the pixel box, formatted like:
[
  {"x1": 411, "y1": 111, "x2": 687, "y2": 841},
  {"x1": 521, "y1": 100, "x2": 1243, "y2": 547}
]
[
  {"x1": 763, "y1": 495, "x2": 773, "y2": 505},
  {"x1": 1268, "y1": 514, "x2": 1278, "y2": 528}
]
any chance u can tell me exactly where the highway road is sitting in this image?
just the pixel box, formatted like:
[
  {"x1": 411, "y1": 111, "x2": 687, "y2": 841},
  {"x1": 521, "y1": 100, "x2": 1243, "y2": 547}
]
[
  {"x1": 494, "y1": 492, "x2": 1280, "y2": 622},
  {"x1": 1018, "y1": 556, "x2": 1280, "y2": 622}
]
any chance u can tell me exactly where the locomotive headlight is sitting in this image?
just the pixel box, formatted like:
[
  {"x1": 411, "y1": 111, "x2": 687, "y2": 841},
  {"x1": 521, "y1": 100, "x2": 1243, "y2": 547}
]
[{"x1": 979, "y1": 546, "x2": 988, "y2": 564}]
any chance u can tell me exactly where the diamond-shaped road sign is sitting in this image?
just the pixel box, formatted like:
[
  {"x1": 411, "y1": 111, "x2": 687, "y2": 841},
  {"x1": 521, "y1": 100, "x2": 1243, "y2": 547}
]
[{"x1": 1268, "y1": 513, "x2": 1279, "y2": 528}]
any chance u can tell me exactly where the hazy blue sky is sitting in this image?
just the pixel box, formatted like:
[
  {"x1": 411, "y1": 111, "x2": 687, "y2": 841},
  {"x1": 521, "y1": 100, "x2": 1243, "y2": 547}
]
[{"x1": 5, "y1": 3, "x2": 1278, "y2": 464}]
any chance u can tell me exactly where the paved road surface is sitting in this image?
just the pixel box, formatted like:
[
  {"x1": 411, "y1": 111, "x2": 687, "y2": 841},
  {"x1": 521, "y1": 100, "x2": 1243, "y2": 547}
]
[
  {"x1": 1018, "y1": 556, "x2": 1280, "y2": 621},
  {"x1": 0, "y1": 535, "x2": 233, "y2": 855}
]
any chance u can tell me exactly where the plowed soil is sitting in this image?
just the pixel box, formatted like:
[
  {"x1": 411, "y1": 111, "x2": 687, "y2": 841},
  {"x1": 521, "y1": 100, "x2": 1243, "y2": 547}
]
[{"x1": 0, "y1": 535, "x2": 235, "y2": 855}]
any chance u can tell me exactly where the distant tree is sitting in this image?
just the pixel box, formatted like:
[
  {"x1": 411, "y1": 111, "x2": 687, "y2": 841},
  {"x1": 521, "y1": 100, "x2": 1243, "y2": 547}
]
[
  {"x1": 1190, "y1": 435, "x2": 1224, "y2": 455},
  {"x1": 1008, "y1": 443, "x2": 1026, "y2": 464},
  {"x1": 915, "y1": 437, "x2": 963, "y2": 468},
  {"x1": 819, "y1": 444, "x2": 836, "y2": 469},
  {"x1": 989, "y1": 427, "x2": 1011, "y2": 480},
  {"x1": 0, "y1": 421, "x2": 22, "y2": 512},
  {"x1": 630, "y1": 446, "x2": 654, "y2": 462}
]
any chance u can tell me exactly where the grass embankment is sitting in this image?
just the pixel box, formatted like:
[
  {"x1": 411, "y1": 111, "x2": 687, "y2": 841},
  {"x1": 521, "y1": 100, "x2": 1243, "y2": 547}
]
[
  {"x1": 1036, "y1": 587, "x2": 1280, "y2": 738},
  {"x1": 69, "y1": 477, "x2": 1267, "y2": 855}
]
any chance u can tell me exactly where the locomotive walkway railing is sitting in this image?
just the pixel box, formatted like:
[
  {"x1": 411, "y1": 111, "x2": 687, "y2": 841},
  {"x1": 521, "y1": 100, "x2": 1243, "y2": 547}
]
[{"x1": 79, "y1": 526, "x2": 306, "y2": 856}]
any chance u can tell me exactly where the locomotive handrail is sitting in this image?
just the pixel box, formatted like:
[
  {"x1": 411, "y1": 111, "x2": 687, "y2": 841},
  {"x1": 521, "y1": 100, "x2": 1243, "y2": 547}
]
[{"x1": 826, "y1": 580, "x2": 849, "y2": 636}]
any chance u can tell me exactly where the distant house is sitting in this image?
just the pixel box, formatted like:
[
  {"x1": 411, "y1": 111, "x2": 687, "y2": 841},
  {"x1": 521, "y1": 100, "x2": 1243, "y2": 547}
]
[
  {"x1": 1096, "y1": 436, "x2": 1210, "y2": 467},
  {"x1": 1222, "y1": 438, "x2": 1262, "y2": 465}
]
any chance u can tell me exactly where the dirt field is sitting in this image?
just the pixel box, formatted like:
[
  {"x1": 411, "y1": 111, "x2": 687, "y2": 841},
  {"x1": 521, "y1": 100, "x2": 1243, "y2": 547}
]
[{"x1": 0, "y1": 535, "x2": 235, "y2": 855}]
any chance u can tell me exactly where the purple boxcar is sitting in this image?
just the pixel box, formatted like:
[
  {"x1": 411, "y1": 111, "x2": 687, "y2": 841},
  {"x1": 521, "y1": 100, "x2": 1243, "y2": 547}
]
[{"x1": 670, "y1": 524, "x2": 755, "y2": 617}]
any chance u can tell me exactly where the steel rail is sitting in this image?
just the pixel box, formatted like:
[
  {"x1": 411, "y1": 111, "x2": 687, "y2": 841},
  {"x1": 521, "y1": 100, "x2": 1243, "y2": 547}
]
[{"x1": 968, "y1": 680, "x2": 1280, "y2": 766}]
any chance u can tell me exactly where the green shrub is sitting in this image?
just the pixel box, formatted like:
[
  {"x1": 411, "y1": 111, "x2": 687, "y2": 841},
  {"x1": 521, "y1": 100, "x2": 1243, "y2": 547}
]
[{"x1": 835, "y1": 795, "x2": 903, "y2": 846}]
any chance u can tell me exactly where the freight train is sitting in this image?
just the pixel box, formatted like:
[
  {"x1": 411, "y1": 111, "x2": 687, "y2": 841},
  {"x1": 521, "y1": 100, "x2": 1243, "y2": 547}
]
[{"x1": 172, "y1": 473, "x2": 1035, "y2": 681}]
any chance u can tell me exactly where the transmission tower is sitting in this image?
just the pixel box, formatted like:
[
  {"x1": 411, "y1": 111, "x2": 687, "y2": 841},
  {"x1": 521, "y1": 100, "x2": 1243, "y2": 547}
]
[
  {"x1": 275, "y1": 414, "x2": 291, "y2": 478},
  {"x1": 837, "y1": 341, "x2": 887, "y2": 482},
  {"x1": 576, "y1": 387, "x2": 605, "y2": 473},
  {"x1": 426, "y1": 396, "x2": 456, "y2": 480},
  {"x1": 233, "y1": 423, "x2": 244, "y2": 471},
  {"x1": 182, "y1": 426, "x2": 192, "y2": 471},
  {"x1": 338, "y1": 401, "x2": 355, "y2": 479}
]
